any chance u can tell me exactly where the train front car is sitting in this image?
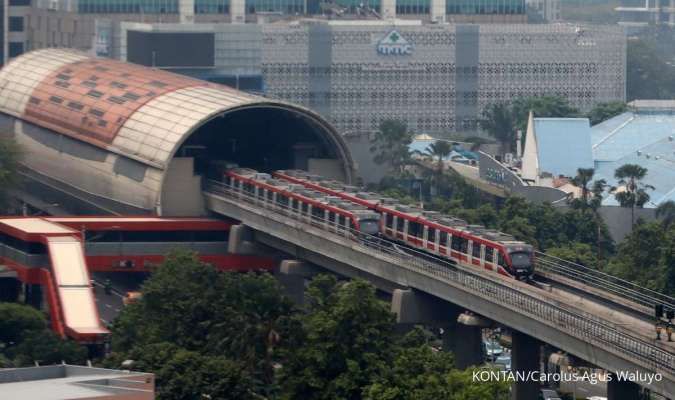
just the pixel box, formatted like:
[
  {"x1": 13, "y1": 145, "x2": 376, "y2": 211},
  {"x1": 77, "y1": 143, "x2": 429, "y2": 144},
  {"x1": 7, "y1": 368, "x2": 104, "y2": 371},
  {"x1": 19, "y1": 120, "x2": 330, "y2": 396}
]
[{"x1": 502, "y1": 243, "x2": 535, "y2": 281}]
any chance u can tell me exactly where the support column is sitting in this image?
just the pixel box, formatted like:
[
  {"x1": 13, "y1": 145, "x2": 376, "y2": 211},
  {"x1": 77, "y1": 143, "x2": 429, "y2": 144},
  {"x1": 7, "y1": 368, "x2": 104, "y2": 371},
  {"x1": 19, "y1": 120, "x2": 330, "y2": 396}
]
[
  {"x1": 511, "y1": 330, "x2": 541, "y2": 400},
  {"x1": 277, "y1": 260, "x2": 317, "y2": 305},
  {"x1": 607, "y1": 373, "x2": 641, "y2": 400},
  {"x1": 230, "y1": 0, "x2": 245, "y2": 23},
  {"x1": 430, "y1": 0, "x2": 446, "y2": 23},
  {"x1": 227, "y1": 224, "x2": 264, "y2": 255},
  {"x1": 442, "y1": 323, "x2": 483, "y2": 369}
]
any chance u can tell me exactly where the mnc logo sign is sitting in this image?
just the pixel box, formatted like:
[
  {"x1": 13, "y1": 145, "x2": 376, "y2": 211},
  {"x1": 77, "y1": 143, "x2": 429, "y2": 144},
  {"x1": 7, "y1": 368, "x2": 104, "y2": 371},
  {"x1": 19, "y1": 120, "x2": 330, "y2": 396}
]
[{"x1": 377, "y1": 30, "x2": 413, "y2": 55}]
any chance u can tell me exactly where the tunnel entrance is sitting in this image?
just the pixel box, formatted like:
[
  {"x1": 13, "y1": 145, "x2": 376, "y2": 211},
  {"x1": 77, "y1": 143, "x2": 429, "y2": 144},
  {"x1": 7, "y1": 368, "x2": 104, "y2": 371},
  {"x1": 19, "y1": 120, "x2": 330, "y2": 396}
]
[
  {"x1": 160, "y1": 105, "x2": 353, "y2": 216},
  {"x1": 176, "y1": 106, "x2": 342, "y2": 178}
]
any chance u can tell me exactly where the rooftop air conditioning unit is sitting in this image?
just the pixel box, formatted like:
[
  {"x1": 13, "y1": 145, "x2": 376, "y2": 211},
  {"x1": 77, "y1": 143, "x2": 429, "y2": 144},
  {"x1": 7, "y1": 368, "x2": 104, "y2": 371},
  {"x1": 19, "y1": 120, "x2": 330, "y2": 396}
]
[{"x1": 48, "y1": 0, "x2": 58, "y2": 10}]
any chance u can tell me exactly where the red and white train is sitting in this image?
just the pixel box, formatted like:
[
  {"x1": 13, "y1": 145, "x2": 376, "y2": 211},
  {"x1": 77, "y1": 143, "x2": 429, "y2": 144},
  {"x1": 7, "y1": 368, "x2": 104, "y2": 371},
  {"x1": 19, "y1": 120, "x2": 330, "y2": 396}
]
[{"x1": 223, "y1": 168, "x2": 534, "y2": 281}]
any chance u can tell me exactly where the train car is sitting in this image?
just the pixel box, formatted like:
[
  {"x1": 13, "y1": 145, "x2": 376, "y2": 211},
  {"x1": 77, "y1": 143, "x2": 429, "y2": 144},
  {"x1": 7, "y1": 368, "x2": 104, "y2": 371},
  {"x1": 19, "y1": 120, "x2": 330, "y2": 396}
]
[
  {"x1": 224, "y1": 169, "x2": 381, "y2": 236},
  {"x1": 273, "y1": 169, "x2": 534, "y2": 281}
]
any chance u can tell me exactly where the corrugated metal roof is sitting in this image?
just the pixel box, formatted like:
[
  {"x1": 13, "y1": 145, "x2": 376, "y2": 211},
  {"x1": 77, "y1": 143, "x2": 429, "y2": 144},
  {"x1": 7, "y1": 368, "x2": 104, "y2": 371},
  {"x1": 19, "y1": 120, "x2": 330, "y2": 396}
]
[
  {"x1": 591, "y1": 112, "x2": 675, "y2": 162},
  {"x1": 533, "y1": 118, "x2": 594, "y2": 177},
  {"x1": 595, "y1": 135, "x2": 675, "y2": 207}
]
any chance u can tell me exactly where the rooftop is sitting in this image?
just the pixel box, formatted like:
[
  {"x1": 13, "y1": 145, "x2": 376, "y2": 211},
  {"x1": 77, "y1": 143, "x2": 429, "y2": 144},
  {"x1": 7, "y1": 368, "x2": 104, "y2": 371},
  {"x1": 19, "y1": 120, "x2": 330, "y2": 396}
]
[{"x1": 0, "y1": 365, "x2": 154, "y2": 400}]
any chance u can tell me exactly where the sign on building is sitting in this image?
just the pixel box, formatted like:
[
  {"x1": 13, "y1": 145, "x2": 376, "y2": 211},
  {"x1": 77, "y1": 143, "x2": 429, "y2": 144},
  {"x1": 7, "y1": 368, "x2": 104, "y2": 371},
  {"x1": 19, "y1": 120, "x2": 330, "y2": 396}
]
[{"x1": 377, "y1": 30, "x2": 413, "y2": 56}]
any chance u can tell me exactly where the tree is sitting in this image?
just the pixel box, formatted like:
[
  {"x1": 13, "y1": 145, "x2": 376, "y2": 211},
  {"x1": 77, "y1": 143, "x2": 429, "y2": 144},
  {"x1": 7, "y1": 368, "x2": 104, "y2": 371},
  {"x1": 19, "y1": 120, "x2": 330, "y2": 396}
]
[
  {"x1": 424, "y1": 141, "x2": 453, "y2": 174},
  {"x1": 0, "y1": 302, "x2": 86, "y2": 367},
  {"x1": 510, "y1": 96, "x2": 579, "y2": 134},
  {"x1": 479, "y1": 103, "x2": 515, "y2": 155},
  {"x1": 571, "y1": 168, "x2": 596, "y2": 208},
  {"x1": 656, "y1": 200, "x2": 675, "y2": 229},
  {"x1": 281, "y1": 275, "x2": 397, "y2": 400},
  {"x1": 612, "y1": 164, "x2": 655, "y2": 227},
  {"x1": 0, "y1": 139, "x2": 21, "y2": 209},
  {"x1": 108, "y1": 250, "x2": 297, "y2": 397},
  {"x1": 0, "y1": 302, "x2": 46, "y2": 346},
  {"x1": 627, "y1": 38, "x2": 675, "y2": 101},
  {"x1": 587, "y1": 101, "x2": 628, "y2": 125},
  {"x1": 546, "y1": 242, "x2": 598, "y2": 269},
  {"x1": 370, "y1": 119, "x2": 414, "y2": 176}
]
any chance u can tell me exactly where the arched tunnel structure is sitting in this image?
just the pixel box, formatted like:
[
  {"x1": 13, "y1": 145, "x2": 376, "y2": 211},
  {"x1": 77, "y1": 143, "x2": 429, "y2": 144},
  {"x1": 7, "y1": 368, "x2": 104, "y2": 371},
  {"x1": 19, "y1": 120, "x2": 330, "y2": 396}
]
[{"x1": 0, "y1": 49, "x2": 355, "y2": 216}]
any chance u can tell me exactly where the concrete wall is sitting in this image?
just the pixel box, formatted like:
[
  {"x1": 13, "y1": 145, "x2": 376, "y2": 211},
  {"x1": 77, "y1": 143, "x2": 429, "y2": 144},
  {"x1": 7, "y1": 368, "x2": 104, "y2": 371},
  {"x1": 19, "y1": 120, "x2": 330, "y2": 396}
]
[
  {"x1": 343, "y1": 133, "x2": 388, "y2": 185},
  {"x1": 160, "y1": 157, "x2": 206, "y2": 216}
]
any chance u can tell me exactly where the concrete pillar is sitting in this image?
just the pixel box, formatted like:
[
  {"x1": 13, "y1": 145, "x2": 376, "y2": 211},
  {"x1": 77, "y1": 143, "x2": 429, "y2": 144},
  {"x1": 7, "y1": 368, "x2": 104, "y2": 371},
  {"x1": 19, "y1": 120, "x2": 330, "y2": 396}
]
[
  {"x1": 179, "y1": 0, "x2": 195, "y2": 23},
  {"x1": 381, "y1": 0, "x2": 395, "y2": 19},
  {"x1": 443, "y1": 323, "x2": 483, "y2": 369},
  {"x1": 430, "y1": 0, "x2": 446, "y2": 23},
  {"x1": 607, "y1": 373, "x2": 641, "y2": 400},
  {"x1": 277, "y1": 260, "x2": 317, "y2": 305},
  {"x1": 230, "y1": 0, "x2": 245, "y2": 23},
  {"x1": 511, "y1": 331, "x2": 541, "y2": 400},
  {"x1": 228, "y1": 224, "x2": 263, "y2": 255}
]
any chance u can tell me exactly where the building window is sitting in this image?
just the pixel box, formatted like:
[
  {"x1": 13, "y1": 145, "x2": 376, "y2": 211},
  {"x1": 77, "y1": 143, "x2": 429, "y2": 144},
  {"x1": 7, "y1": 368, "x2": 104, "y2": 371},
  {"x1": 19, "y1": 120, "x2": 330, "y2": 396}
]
[
  {"x1": 9, "y1": 0, "x2": 31, "y2": 6},
  {"x1": 9, "y1": 17, "x2": 24, "y2": 32},
  {"x1": 8, "y1": 42, "x2": 24, "y2": 58}
]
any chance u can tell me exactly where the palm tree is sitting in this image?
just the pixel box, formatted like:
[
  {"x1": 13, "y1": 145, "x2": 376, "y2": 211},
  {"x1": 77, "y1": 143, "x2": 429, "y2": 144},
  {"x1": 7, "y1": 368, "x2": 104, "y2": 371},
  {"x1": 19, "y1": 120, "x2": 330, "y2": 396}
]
[
  {"x1": 479, "y1": 103, "x2": 515, "y2": 157},
  {"x1": 656, "y1": 200, "x2": 675, "y2": 228},
  {"x1": 611, "y1": 164, "x2": 655, "y2": 227},
  {"x1": 424, "y1": 140, "x2": 453, "y2": 174},
  {"x1": 571, "y1": 168, "x2": 595, "y2": 207}
]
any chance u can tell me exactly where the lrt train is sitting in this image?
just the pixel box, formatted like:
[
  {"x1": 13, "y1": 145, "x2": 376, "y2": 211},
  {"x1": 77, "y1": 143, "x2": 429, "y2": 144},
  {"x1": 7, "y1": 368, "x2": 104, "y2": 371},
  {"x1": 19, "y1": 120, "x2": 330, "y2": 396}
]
[{"x1": 222, "y1": 168, "x2": 534, "y2": 281}]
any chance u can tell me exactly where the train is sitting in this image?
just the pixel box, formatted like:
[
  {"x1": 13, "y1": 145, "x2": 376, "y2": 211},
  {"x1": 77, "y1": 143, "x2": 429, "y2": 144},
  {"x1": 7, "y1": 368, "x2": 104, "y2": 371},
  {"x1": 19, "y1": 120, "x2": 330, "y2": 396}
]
[{"x1": 222, "y1": 167, "x2": 534, "y2": 281}]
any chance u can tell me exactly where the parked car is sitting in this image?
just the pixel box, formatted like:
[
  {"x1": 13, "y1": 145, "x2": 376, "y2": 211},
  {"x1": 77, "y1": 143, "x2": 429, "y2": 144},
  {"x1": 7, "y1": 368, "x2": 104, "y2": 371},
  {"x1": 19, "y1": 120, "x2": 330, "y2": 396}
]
[
  {"x1": 483, "y1": 340, "x2": 503, "y2": 361},
  {"x1": 540, "y1": 388, "x2": 562, "y2": 400},
  {"x1": 494, "y1": 355, "x2": 511, "y2": 371},
  {"x1": 123, "y1": 291, "x2": 142, "y2": 306}
]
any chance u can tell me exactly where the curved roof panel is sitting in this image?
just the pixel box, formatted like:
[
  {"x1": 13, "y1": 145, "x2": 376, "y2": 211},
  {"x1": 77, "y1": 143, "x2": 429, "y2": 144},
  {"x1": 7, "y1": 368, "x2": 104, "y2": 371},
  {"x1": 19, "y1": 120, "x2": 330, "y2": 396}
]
[{"x1": 0, "y1": 49, "x2": 265, "y2": 167}]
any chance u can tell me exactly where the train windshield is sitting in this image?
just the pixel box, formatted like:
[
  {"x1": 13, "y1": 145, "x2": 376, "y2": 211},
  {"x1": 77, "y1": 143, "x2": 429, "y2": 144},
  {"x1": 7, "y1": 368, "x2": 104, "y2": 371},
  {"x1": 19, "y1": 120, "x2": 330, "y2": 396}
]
[
  {"x1": 359, "y1": 219, "x2": 380, "y2": 236},
  {"x1": 509, "y1": 252, "x2": 532, "y2": 269}
]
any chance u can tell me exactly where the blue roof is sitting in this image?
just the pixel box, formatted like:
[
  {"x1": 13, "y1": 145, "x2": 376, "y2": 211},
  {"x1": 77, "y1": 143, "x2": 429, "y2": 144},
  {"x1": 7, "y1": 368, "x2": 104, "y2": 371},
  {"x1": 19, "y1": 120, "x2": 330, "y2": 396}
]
[
  {"x1": 594, "y1": 131, "x2": 675, "y2": 208},
  {"x1": 591, "y1": 112, "x2": 675, "y2": 162},
  {"x1": 409, "y1": 139, "x2": 477, "y2": 161},
  {"x1": 533, "y1": 118, "x2": 594, "y2": 178}
]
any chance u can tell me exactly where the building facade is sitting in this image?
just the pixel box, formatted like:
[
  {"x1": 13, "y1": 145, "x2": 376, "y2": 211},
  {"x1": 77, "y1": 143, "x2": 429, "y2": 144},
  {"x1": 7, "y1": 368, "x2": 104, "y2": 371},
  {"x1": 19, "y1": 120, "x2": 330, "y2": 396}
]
[
  {"x1": 8, "y1": 1, "x2": 626, "y2": 137},
  {"x1": 616, "y1": 0, "x2": 675, "y2": 28}
]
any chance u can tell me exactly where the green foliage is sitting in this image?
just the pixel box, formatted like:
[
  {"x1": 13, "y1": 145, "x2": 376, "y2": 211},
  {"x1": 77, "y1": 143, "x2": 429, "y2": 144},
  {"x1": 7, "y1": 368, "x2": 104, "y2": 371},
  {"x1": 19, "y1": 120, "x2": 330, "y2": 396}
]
[
  {"x1": 0, "y1": 302, "x2": 46, "y2": 345},
  {"x1": 479, "y1": 103, "x2": 516, "y2": 154},
  {"x1": 0, "y1": 139, "x2": 21, "y2": 208},
  {"x1": 281, "y1": 276, "x2": 396, "y2": 400},
  {"x1": 0, "y1": 302, "x2": 86, "y2": 367},
  {"x1": 424, "y1": 141, "x2": 453, "y2": 173},
  {"x1": 627, "y1": 38, "x2": 675, "y2": 101},
  {"x1": 106, "y1": 254, "x2": 513, "y2": 400},
  {"x1": 587, "y1": 102, "x2": 628, "y2": 126},
  {"x1": 109, "y1": 250, "x2": 296, "y2": 397},
  {"x1": 656, "y1": 200, "x2": 675, "y2": 229},
  {"x1": 605, "y1": 222, "x2": 675, "y2": 295},
  {"x1": 546, "y1": 242, "x2": 598, "y2": 268},
  {"x1": 480, "y1": 96, "x2": 578, "y2": 155},
  {"x1": 612, "y1": 164, "x2": 655, "y2": 226},
  {"x1": 369, "y1": 119, "x2": 415, "y2": 176}
]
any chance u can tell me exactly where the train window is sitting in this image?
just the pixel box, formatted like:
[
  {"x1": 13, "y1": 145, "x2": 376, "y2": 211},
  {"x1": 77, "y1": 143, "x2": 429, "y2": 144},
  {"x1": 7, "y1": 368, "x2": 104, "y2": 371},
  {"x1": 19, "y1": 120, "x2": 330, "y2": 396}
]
[
  {"x1": 328, "y1": 212, "x2": 336, "y2": 223},
  {"x1": 192, "y1": 230, "x2": 229, "y2": 242},
  {"x1": 451, "y1": 235, "x2": 461, "y2": 251},
  {"x1": 277, "y1": 194, "x2": 289, "y2": 207},
  {"x1": 472, "y1": 242, "x2": 481, "y2": 258},
  {"x1": 396, "y1": 217, "x2": 405, "y2": 231},
  {"x1": 408, "y1": 221, "x2": 421, "y2": 238},
  {"x1": 243, "y1": 182, "x2": 254, "y2": 194},
  {"x1": 439, "y1": 231, "x2": 448, "y2": 246},
  {"x1": 301, "y1": 203, "x2": 309, "y2": 214},
  {"x1": 267, "y1": 191, "x2": 274, "y2": 201},
  {"x1": 386, "y1": 213, "x2": 394, "y2": 228},
  {"x1": 428, "y1": 227, "x2": 436, "y2": 242},
  {"x1": 485, "y1": 247, "x2": 494, "y2": 263},
  {"x1": 338, "y1": 215, "x2": 346, "y2": 227},
  {"x1": 460, "y1": 238, "x2": 468, "y2": 254},
  {"x1": 312, "y1": 206, "x2": 324, "y2": 219}
]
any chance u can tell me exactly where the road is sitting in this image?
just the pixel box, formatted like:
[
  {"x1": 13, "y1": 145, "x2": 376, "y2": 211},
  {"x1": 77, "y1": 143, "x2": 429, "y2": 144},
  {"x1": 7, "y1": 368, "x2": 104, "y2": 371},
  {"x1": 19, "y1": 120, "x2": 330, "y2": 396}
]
[{"x1": 91, "y1": 272, "x2": 147, "y2": 326}]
